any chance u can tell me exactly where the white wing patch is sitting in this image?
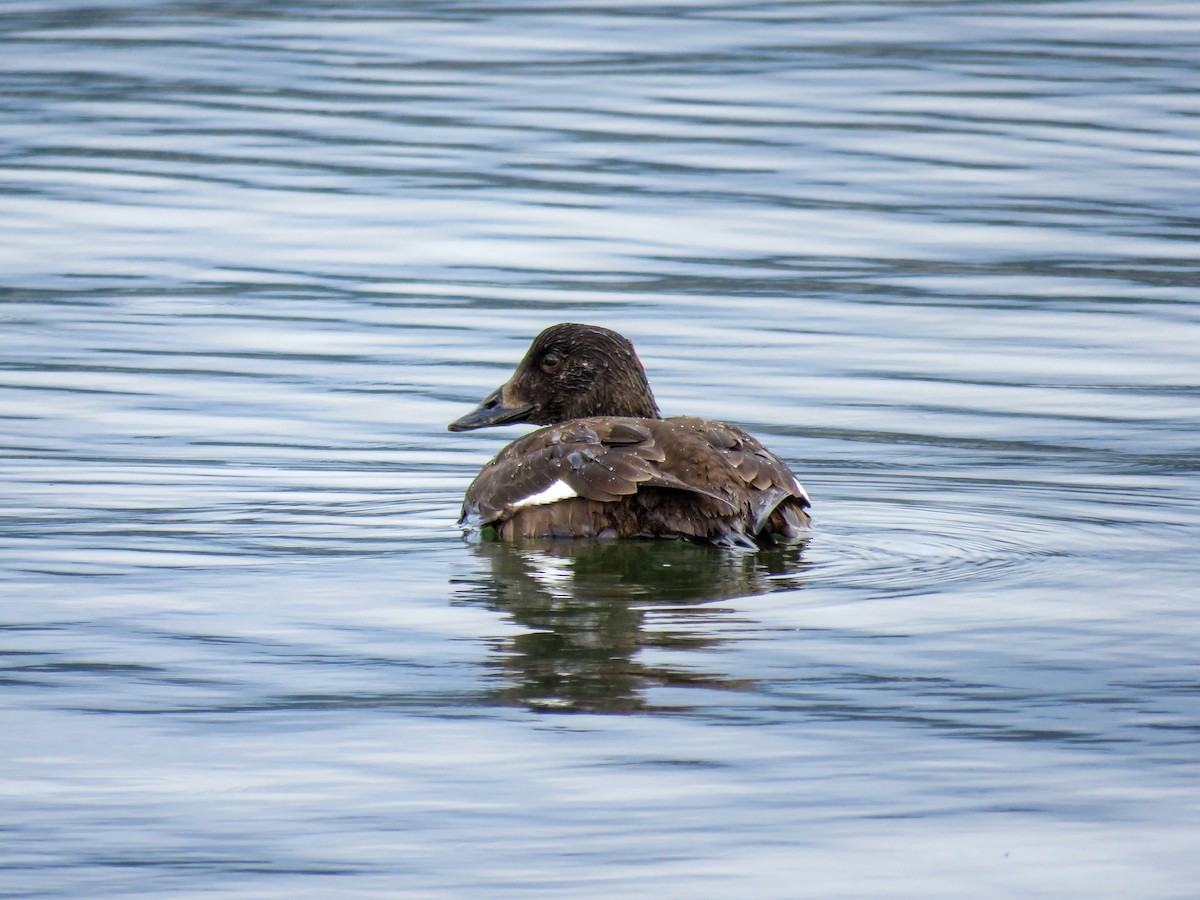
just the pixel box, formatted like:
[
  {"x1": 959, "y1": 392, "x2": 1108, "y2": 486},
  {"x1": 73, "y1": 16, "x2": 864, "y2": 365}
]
[
  {"x1": 508, "y1": 479, "x2": 579, "y2": 510},
  {"x1": 793, "y1": 477, "x2": 811, "y2": 503}
]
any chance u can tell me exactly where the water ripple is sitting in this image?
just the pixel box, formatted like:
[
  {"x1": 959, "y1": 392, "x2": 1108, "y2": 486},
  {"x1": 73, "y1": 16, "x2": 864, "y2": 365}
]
[{"x1": 3, "y1": 2, "x2": 1200, "y2": 896}]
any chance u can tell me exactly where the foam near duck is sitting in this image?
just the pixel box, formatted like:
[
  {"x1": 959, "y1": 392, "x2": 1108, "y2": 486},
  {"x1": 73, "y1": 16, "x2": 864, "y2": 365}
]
[{"x1": 449, "y1": 323, "x2": 811, "y2": 550}]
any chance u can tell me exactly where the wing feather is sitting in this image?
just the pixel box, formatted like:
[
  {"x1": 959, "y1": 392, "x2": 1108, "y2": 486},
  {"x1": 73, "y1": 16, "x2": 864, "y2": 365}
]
[
  {"x1": 462, "y1": 417, "x2": 728, "y2": 524},
  {"x1": 461, "y1": 416, "x2": 809, "y2": 543},
  {"x1": 700, "y1": 421, "x2": 810, "y2": 505}
]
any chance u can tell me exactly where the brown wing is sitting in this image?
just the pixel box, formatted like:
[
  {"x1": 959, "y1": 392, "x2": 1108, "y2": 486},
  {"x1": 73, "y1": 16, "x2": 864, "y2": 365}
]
[
  {"x1": 696, "y1": 420, "x2": 809, "y2": 500},
  {"x1": 461, "y1": 417, "x2": 733, "y2": 526},
  {"x1": 660, "y1": 417, "x2": 811, "y2": 535}
]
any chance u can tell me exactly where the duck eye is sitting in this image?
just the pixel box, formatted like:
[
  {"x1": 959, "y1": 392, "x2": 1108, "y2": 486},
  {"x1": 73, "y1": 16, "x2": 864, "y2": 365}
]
[{"x1": 540, "y1": 352, "x2": 561, "y2": 373}]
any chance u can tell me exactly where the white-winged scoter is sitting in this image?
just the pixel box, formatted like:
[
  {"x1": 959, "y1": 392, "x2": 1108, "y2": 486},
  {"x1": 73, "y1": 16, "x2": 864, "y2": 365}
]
[{"x1": 449, "y1": 323, "x2": 811, "y2": 549}]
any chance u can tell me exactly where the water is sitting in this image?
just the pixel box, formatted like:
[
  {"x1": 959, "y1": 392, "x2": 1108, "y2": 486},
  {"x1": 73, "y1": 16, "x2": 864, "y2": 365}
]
[{"x1": 2, "y1": 1, "x2": 1199, "y2": 895}]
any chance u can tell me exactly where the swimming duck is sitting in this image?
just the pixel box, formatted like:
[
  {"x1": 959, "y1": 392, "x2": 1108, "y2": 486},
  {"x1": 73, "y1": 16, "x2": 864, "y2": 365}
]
[{"x1": 449, "y1": 323, "x2": 811, "y2": 549}]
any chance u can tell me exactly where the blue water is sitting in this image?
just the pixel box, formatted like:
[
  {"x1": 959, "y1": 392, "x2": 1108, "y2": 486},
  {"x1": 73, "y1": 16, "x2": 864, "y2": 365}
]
[{"x1": 2, "y1": 1, "x2": 1199, "y2": 896}]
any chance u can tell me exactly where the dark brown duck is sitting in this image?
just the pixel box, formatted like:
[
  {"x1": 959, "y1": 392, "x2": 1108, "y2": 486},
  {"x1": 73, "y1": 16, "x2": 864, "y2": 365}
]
[{"x1": 449, "y1": 323, "x2": 811, "y2": 550}]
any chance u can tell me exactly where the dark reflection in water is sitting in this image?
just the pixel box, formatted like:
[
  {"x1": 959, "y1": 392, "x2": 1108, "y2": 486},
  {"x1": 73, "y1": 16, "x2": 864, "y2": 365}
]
[
  {"x1": 453, "y1": 538, "x2": 807, "y2": 712},
  {"x1": 3, "y1": 0, "x2": 1200, "y2": 895}
]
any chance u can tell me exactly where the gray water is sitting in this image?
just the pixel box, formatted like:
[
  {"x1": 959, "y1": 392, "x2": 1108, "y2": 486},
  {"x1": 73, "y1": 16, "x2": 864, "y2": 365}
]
[{"x1": 2, "y1": 1, "x2": 1199, "y2": 896}]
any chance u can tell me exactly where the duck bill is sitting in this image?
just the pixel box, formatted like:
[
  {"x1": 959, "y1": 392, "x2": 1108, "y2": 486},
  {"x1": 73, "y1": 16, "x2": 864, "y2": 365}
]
[{"x1": 448, "y1": 385, "x2": 535, "y2": 432}]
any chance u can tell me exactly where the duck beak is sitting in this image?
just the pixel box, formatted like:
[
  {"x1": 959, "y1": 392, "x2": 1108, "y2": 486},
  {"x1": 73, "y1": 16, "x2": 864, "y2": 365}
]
[{"x1": 448, "y1": 385, "x2": 535, "y2": 432}]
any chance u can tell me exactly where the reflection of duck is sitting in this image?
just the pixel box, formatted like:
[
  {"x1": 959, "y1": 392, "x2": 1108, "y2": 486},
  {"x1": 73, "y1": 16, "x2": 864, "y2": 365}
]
[
  {"x1": 452, "y1": 538, "x2": 809, "y2": 712},
  {"x1": 449, "y1": 323, "x2": 811, "y2": 549}
]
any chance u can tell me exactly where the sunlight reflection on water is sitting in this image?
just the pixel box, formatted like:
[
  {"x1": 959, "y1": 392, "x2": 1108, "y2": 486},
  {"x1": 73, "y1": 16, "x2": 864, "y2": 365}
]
[{"x1": 2, "y1": 1, "x2": 1199, "y2": 896}]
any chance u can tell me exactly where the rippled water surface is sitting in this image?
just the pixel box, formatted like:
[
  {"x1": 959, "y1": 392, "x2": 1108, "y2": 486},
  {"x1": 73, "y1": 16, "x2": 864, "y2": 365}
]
[{"x1": 3, "y1": 1, "x2": 1199, "y2": 896}]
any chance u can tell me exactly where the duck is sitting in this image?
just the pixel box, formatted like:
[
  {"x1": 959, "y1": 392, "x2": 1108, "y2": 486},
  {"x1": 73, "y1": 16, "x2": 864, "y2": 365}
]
[{"x1": 448, "y1": 323, "x2": 811, "y2": 550}]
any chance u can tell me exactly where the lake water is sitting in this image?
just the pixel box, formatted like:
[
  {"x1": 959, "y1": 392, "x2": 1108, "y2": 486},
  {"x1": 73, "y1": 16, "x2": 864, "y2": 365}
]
[{"x1": 2, "y1": 1, "x2": 1199, "y2": 896}]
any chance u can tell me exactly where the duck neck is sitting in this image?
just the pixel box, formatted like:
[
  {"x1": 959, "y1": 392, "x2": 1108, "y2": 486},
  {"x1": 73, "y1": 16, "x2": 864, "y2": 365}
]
[{"x1": 603, "y1": 368, "x2": 660, "y2": 419}]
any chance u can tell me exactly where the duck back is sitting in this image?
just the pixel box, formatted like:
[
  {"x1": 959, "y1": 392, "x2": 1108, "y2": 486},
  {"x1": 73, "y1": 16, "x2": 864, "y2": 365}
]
[{"x1": 460, "y1": 416, "x2": 810, "y2": 549}]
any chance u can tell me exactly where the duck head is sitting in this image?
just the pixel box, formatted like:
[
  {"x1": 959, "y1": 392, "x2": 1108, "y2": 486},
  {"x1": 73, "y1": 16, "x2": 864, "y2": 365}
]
[{"x1": 449, "y1": 323, "x2": 662, "y2": 431}]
